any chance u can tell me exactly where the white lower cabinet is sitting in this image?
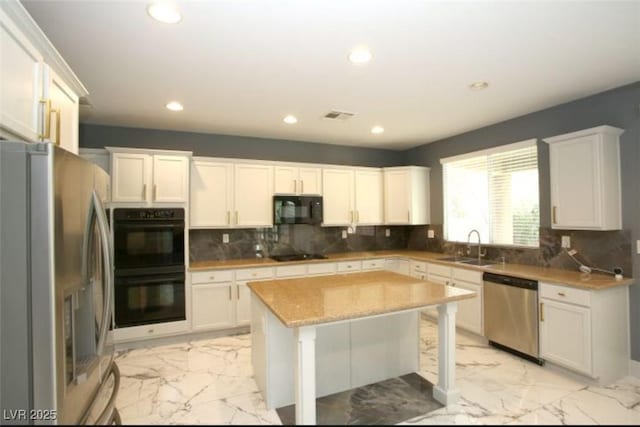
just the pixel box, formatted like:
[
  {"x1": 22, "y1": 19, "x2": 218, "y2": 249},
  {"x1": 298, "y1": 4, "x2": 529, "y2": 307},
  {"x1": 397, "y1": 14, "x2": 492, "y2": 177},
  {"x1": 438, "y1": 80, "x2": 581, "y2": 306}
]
[
  {"x1": 538, "y1": 282, "x2": 629, "y2": 384},
  {"x1": 235, "y1": 282, "x2": 252, "y2": 325},
  {"x1": 423, "y1": 263, "x2": 483, "y2": 335},
  {"x1": 192, "y1": 283, "x2": 235, "y2": 331},
  {"x1": 385, "y1": 258, "x2": 409, "y2": 275}
]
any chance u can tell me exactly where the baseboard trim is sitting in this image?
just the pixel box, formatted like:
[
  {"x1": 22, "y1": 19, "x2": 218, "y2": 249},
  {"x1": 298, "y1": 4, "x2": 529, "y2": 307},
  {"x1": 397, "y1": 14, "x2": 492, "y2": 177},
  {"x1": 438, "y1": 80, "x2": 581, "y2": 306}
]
[{"x1": 629, "y1": 359, "x2": 640, "y2": 378}]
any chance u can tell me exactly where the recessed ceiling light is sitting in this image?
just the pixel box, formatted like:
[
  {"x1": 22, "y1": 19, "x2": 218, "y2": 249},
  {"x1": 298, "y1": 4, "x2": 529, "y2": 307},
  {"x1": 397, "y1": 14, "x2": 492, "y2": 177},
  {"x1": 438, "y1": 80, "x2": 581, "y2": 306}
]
[
  {"x1": 283, "y1": 115, "x2": 298, "y2": 124},
  {"x1": 147, "y1": 2, "x2": 182, "y2": 24},
  {"x1": 348, "y1": 48, "x2": 373, "y2": 65},
  {"x1": 469, "y1": 81, "x2": 489, "y2": 90},
  {"x1": 371, "y1": 126, "x2": 384, "y2": 134},
  {"x1": 165, "y1": 101, "x2": 183, "y2": 111}
]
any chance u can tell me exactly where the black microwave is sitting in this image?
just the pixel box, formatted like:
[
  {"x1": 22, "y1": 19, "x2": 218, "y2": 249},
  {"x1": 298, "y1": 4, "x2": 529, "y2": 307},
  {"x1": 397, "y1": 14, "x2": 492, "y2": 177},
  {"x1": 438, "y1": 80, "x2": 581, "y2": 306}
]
[{"x1": 274, "y1": 196, "x2": 323, "y2": 225}]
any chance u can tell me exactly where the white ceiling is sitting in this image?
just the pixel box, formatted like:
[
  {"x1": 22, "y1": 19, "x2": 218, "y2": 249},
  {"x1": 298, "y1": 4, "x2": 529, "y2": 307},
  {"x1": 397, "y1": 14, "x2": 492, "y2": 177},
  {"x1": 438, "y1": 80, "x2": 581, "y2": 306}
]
[{"x1": 22, "y1": 0, "x2": 640, "y2": 150}]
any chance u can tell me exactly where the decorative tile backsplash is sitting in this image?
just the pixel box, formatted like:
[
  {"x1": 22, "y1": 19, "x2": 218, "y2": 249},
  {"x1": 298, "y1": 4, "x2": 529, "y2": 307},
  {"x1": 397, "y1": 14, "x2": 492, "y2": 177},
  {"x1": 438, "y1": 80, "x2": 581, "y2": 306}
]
[
  {"x1": 189, "y1": 225, "x2": 411, "y2": 262},
  {"x1": 190, "y1": 224, "x2": 632, "y2": 276}
]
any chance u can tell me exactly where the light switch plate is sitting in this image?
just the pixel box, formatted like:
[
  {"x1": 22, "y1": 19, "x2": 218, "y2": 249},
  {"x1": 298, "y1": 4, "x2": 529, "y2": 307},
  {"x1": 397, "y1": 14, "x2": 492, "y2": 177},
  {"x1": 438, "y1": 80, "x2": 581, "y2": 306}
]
[
  {"x1": 342, "y1": 230, "x2": 347, "y2": 239},
  {"x1": 561, "y1": 235, "x2": 571, "y2": 248},
  {"x1": 427, "y1": 229, "x2": 435, "y2": 239},
  {"x1": 222, "y1": 233, "x2": 229, "y2": 243},
  {"x1": 385, "y1": 228, "x2": 391, "y2": 237}
]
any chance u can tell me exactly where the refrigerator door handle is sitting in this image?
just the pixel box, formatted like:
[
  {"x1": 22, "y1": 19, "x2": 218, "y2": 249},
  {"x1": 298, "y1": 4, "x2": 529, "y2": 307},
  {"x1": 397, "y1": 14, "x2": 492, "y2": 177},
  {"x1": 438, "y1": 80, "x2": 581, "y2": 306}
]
[
  {"x1": 95, "y1": 363, "x2": 121, "y2": 425},
  {"x1": 92, "y1": 191, "x2": 114, "y2": 356}
]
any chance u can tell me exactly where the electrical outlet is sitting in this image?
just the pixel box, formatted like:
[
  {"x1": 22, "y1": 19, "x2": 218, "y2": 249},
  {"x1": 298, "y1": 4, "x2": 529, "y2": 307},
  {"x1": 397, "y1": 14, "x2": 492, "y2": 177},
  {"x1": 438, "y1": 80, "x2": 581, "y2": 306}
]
[
  {"x1": 427, "y1": 229, "x2": 435, "y2": 239},
  {"x1": 385, "y1": 228, "x2": 390, "y2": 237},
  {"x1": 342, "y1": 230, "x2": 347, "y2": 239},
  {"x1": 222, "y1": 233, "x2": 229, "y2": 243},
  {"x1": 561, "y1": 235, "x2": 571, "y2": 248}
]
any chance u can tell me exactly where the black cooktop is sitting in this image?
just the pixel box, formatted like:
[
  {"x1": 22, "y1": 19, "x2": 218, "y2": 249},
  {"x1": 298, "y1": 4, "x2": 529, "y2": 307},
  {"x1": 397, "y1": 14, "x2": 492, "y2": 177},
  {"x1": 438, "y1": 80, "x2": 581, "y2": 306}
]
[{"x1": 269, "y1": 253, "x2": 328, "y2": 262}]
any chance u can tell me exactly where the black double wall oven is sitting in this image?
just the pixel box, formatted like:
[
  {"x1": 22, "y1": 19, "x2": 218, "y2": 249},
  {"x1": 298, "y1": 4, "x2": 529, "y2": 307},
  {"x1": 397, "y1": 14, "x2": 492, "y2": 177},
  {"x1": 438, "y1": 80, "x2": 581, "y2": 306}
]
[{"x1": 113, "y1": 208, "x2": 186, "y2": 328}]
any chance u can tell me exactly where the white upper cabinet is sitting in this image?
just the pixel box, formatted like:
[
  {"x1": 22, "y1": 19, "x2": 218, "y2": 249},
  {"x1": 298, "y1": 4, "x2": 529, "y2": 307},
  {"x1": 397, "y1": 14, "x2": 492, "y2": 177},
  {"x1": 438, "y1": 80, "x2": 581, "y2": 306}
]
[
  {"x1": 109, "y1": 148, "x2": 191, "y2": 204},
  {"x1": 0, "y1": 1, "x2": 86, "y2": 152},
  {"x1": 234, "y1": 163, "x2": 274, "y2": 227},
  {"x1": 0, "y1": 6, "x2": 43, "y2": 141},
  {"x1": 322, "y1": 167, "x2": 383, "y2": 226},
  {"x1": 42, "y1": 65, "x2": 79, "y2": 154},
  {"x1": 322, "y1": 168, "x2": 354, "y2": 225},
  {"x1": 383, "y1": 166, "x2": 430, "y2": 225},
  {"x1": 190, "y1": 160, "x2": 234, "y2": 227},
  {"x1": 111, "y1": 152, "x2": 150, "y2": 202},
  {"x1": 544, "y1": 126, "x2": 623, "y2": 230},
  {"x1": 354, "y1": 169, "x2": 383, "y2": 225},
  {"x1": 274, "y1": 165, "x2": 322, "y2": 195},
  {"x1": 153, "y1": 155, "x2": 189, "y2": 202}
]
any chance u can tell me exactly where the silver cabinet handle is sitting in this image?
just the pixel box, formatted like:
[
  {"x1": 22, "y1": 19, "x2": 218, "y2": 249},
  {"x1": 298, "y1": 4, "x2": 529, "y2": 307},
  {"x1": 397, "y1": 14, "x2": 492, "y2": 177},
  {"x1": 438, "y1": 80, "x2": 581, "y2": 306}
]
[
  {"x1": 227, "y1": 211, "x2": 230, "y2": 225},
  {"x1": 407, "y1": 210, "x2": 410, "y2": 222},
  {"x1": 143, "y1": 183, "x2": 147, "y2": 200},
  {"x1": 153, "y1": 184, "x2": 157, "y2": 201},
  {"x1": 235, "y1": 211, "x2": 239, "y2": 224},
  {"x1": 356, "y1": 211, "x2": 359, "y2": 223},
  {"x1": 228, "y1": 287, "x2": 232, "y2": 300},
  {"x1": 237, "y1": 286, "x2": 241, "y2": 299},
  {"x1": 301, "y1": 180, "x2": 304, "y2": 193},
  {"x1": 540, "y1": 302, "x2": 544, "y2": 321},
  {"x1": 294, "y1": 180, "x2": 297, "y2": 193},
  {"x1": 350, "y1": 211, "x2": 354, "y2": 222}
]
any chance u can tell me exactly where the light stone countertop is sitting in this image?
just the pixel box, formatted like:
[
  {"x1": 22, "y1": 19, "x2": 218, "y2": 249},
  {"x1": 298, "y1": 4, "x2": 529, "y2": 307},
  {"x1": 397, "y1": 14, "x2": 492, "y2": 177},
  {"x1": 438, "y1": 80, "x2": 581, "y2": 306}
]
[
  {"x1": 247, "y1": 270, "x2": 475, "y2": 327},
  {"x1": 190, "y1": 249, "x2": 633, "y2": 291}
]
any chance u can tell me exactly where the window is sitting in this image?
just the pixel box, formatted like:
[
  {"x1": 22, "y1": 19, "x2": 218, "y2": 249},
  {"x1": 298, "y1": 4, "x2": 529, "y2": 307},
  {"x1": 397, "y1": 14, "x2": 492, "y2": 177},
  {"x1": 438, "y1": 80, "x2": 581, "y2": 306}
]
[{"x1": 442, "y1": 139, "x2": 539, "y2": 247}]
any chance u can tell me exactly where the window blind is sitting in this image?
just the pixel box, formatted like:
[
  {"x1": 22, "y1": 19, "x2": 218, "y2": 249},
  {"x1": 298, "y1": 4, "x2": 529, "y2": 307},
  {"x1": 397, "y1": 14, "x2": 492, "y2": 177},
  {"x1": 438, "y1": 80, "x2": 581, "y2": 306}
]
[{"x1": 442, "y1": 140, "x2": 539, "y2": 247}]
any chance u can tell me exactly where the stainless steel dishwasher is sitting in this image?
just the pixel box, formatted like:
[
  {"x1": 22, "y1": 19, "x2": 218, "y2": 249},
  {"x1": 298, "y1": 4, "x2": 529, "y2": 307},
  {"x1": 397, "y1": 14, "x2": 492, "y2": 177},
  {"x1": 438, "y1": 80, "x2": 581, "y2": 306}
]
[{"x1": 483, "y1": 272, "x2": 544, "y2": 365}]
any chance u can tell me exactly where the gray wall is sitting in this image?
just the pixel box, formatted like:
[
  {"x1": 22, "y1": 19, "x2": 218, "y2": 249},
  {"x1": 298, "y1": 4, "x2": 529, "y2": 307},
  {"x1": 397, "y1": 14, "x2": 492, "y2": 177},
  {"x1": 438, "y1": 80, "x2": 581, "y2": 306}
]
[
  {"x1": 405, "y1": 81, "x2": 640, "y2": 361},
  {"x1": 79, "y1": 124, "x2": 405, "y2": 167}
]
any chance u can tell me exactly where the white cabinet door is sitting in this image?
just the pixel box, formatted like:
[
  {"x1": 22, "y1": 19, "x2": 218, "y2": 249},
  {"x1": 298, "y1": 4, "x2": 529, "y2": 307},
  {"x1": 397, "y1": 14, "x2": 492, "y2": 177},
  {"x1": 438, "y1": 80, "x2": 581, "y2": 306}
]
[
  {"x1": 354, "y1": 169, "x2": 383, "y2": 225},
  {"x1": 42, "y1": 65, "x2": 79, "y2": 154},
  {"x1": 299, "y1": 167, "x2": 322, "y2": 195},
  {"x1": 322, "y1": 168, "x2": 354, "y2": 225},
  {"x1": 190, "y1": 161, "x2": 233, "y2": 227},
  {"x1": 549, "y1": 136, "x2": 600, "y2": 229},
  {"x1": 235, "y1": 282, "x2": 251, "y2": 325},
  {"x1": 152, "y1": 155, "x2": 188, "y2": 202},
  {"x1": 192, "y1": 283, "x2": 235, "y2": 331},
  {"x1": 0, "y1": 9, "x2": 43, "y2": 141},
  {"x1": 234, "y1": 163, "x2": 273, "y2": 227},
  {"x1": 274, "y1": 166, "x2": 298, "y2": 194},
  {"x1": 384, "y1": 169, "x2": 410, "y2": 224},
  {"x1": 546, "y1": 126, "x2": 623, "y2": 230},
  {"x1": 453, "y1": 281, "x2": 482, "y2": 335},
  {"x1": 111, "y1": 153, "x2": 151, "y2": 202},
  {"x1": 539, "y1": 297, "x2": 592, "y2": 376}
]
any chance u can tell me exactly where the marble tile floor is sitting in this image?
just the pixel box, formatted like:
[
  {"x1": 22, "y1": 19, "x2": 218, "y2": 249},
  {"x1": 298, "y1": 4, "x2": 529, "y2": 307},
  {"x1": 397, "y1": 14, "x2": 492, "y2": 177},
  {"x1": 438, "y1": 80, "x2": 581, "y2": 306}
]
[{"x1": 115, "y1": 319, "x2": 640, "y2": 425}]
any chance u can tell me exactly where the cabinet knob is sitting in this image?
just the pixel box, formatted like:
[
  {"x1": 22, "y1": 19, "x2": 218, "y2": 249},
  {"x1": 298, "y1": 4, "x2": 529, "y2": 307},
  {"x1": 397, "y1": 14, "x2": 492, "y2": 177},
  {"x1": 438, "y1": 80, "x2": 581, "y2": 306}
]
[
  {"x1": 209, "y1": 276, "x2": 215, "y2": 280},
  {"x1": 148, "y1": 329, "x2": 154, "y2": 334},
  {"x1": 558, "y1": 292, "x2": 566, "y2": 297}
]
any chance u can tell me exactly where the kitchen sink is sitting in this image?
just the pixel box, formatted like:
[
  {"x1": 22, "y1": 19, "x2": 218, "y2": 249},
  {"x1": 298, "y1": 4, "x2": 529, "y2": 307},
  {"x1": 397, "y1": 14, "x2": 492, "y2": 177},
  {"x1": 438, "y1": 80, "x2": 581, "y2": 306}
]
[
  {"x1": 437, "y1": 256, "x2": 496, "y2": 267},
  {"x1": 456, "y1": 258, "x2": 496, "y2": 267}
]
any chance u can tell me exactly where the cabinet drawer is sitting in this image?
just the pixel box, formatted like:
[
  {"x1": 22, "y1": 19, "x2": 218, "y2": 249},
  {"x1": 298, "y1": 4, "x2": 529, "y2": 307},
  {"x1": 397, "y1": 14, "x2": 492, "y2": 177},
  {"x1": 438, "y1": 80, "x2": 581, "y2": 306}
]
[
  {"x1": 452, "y1": 267, "x2": 482, "y2": 284},
  {"x1": 427, "y1": 263, "x2": 451, "y2": 277},
  {"x1": 236, "y1": 267, "x2": 274, "y2": 281},
  {"x1": 410, "y1": 260, "x2": 427, "y2": 274},
  {"x1": 276, "y1": 264, "x2": 307, "y2": 277},
  {"x1": 337, "y1": 260, "x2": 362, "y2": 272},
  {"x1": 362, "y1": 259, "x2": 384, "y2": 270},
  {"x1": 191, "y1": 270, "x2": 233, "y2": 284},
  {"x1": 540, "y1": 282, "x2": 591, "y2": 307},
  {"x1": 307, "y1": 262, "x2": 336, "y2": 276}
]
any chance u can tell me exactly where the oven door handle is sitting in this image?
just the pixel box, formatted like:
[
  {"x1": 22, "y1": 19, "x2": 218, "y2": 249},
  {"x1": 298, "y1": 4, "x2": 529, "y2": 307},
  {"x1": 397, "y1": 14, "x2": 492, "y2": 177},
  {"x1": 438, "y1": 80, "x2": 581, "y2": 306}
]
[
  {"x1": 114, "y1": 222, "x2": 185, "y2": 229},
  {"x1": 92, "y1": 191, "x2": 114, "y2": 356},
  {"x1": 116, "y1": 275, "x2": 184, "y2": 286}
]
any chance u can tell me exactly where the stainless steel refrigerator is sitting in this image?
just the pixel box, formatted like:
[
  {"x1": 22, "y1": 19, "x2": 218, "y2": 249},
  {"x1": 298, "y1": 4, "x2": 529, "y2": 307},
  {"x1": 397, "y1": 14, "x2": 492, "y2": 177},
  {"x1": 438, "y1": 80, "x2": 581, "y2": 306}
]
[{"x1": 0, "y1": 142, "x2": 120, "y2": 424}]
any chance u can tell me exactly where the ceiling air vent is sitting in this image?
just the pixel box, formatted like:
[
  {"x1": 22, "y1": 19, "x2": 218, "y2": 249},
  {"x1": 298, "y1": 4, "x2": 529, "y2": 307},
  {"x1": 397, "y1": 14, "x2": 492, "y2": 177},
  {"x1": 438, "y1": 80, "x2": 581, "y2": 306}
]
[{"x1": 323, "y1": 110, "x2": 355, "y2": 121}]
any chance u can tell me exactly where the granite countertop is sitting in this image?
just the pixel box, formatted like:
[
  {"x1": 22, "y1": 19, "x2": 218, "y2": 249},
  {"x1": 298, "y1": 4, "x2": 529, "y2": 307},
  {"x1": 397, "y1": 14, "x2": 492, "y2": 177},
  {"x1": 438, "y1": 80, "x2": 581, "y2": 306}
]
[
  {"x1": 190, "y1": 249, "x2": 634, "y2": 290},
  {"x1": 247, "y1": 270, "x2": 475, "y2": 327}
]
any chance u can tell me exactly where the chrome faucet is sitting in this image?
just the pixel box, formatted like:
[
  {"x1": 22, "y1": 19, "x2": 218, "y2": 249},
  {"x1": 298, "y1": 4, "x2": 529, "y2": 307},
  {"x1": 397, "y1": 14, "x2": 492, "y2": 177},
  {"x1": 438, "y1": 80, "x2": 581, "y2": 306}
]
[{"x1": 467, "y1": 229, "x2": 487, "y2": 262}]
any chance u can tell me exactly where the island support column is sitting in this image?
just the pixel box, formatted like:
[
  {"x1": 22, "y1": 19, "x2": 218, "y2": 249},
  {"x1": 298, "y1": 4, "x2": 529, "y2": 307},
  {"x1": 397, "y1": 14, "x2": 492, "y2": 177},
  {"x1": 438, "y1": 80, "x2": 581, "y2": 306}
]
[
  {"x1": 295, "y1": 325, "x2": 317, "y2": 425},
  {"x1": 433, "y1": 302, "x2": 460, "y2": 405}
]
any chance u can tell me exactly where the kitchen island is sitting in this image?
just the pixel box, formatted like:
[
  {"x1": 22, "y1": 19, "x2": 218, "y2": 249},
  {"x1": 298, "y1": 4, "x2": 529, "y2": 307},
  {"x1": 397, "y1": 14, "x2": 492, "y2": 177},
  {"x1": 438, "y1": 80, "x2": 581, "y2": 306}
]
[{"x1": 248, "y1": 270, "x2": 475, "y2": 425}]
